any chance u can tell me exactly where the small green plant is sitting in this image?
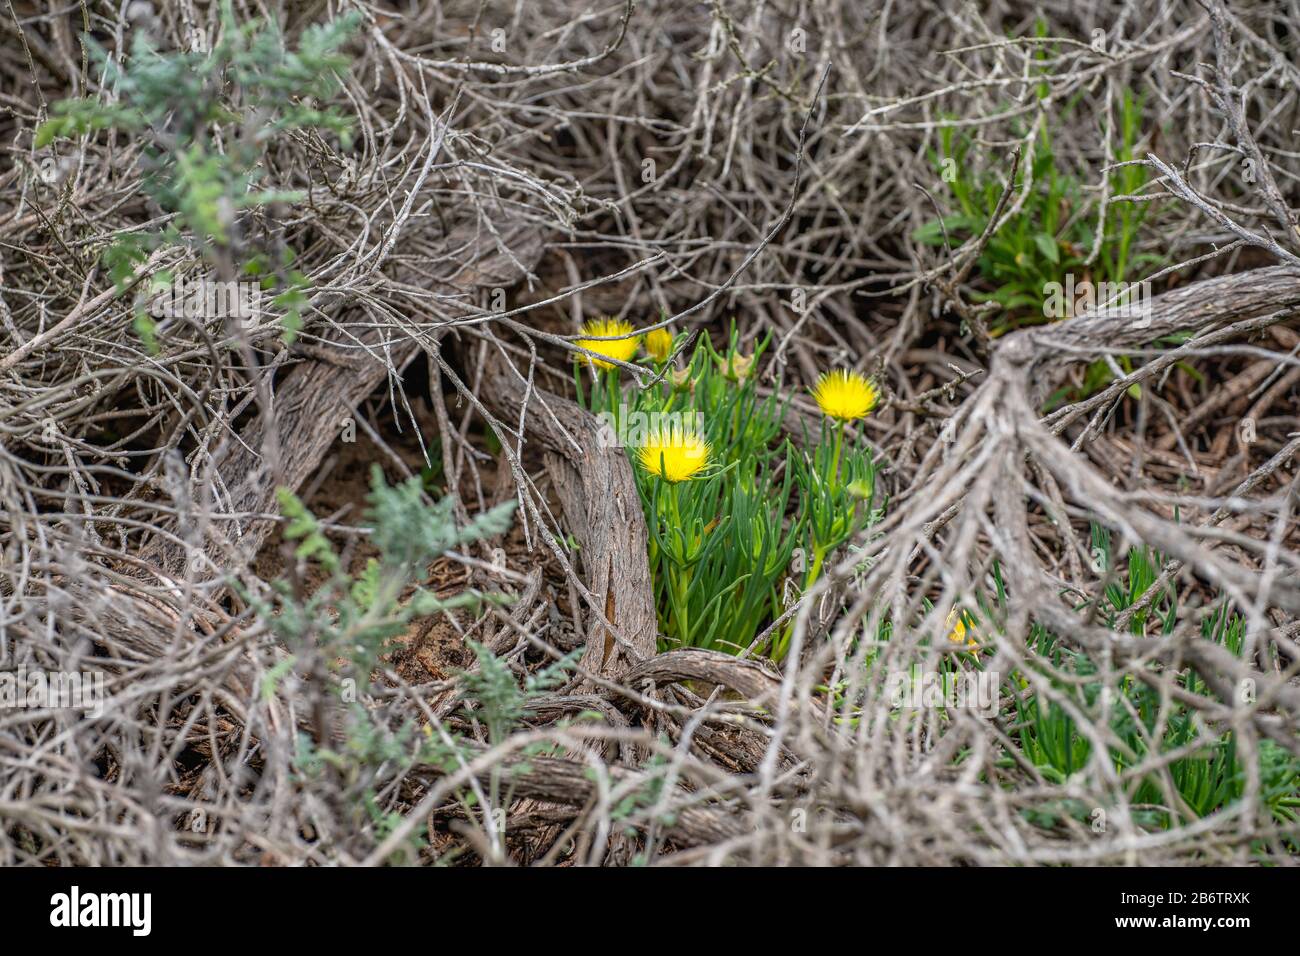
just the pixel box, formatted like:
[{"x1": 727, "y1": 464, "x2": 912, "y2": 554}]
[
  {"x1": 436, "y1": 639, "x2": 577, "y2": 861},
  {"x1": 577, "y1": 326, "x2": 882, "y2": 659},
  {"x1": 982, "y1": 531, "x2": 1300, "y2": 844},
  {"x1": 914, "y1": 28, "x2": 1163, "y2": 386},
  {"x1": 37, "y1": 1, "x2": 359, "y2": 346},
  {"x1": 458, "y1": 639, "x2": 576, "y2": 748},
  {"x1": 245, "y1": 467, "x2": 518, "y2": 862},
  {"x1": 868, "y1": 528, "x2": 1300, "y2": 848},
  {"x1": 916, "y1": 100, "x2": 1159, "y2": 332}
]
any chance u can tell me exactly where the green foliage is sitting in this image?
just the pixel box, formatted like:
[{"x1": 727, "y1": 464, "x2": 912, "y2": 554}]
[
  {"x1": 250, "y1": 467, "x2": 586, "y2": 862},
  {"x1": 366, "y1": 465, "x2": 517, "y2": 569},
  {"x1": 276, "y1": 485, "x2": 340, "y2": 574},
  {"x1": 244, "y1": 468, "x2": 520, "y2": 862},
  {"x1": 775, "y1": 416, "x2": 880, "y2": 660},
  {"x1": 459, "y1": 639, "x2": 576, "y2": 746},
  {"x1": 580, "y1": 328, "x2": 881, "y2": 659},
  {"x1": 37, "y1": 1, "x2": 359, "y2": 344},
  {"x1": 606, "y1": 745, "x2": 673, "y2": 850},
  {"x1": 256, "y1": 468, "x2": 515, "y2": 690},
  {"x1": 434, "y1": 642, "x2": 576, "y2": 862},
  {"x1": 914, "y1": 40, "x2": 1164, "y2": 365},
  {"x1": 989, "y1": 530, "x2": 1300, "y2": 845},
  {"x1": 37, "y1": 3, "x2": 358, "y2": 161},
  {"x1": 838, "y1": 524, "x2": 1297, "y2": 848}
]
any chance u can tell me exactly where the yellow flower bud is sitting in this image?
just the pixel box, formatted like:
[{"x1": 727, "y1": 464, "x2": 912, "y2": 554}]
[{"x1": 645, "y1": 327, "x2": 674, "y2": 362}]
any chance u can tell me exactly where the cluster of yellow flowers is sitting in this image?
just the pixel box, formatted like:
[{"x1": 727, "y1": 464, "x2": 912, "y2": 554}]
[
  {"x1": 575, "y1": 317, "x2": 676, "y2": 369},
  {"x1": 574, "y1": 317, "x2": 880, "y2": 484}
]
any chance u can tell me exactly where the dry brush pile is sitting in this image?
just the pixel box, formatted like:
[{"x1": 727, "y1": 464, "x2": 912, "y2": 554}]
[{"x1": 1, "y1": 0, "x2": 1298, "y2": 865}]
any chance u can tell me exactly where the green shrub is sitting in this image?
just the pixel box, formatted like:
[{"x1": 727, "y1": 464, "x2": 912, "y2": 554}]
[
  {"x1": 246, "y1": 468, "x2": 538, "y2": 861},
  {"x1": 37, "y1": 0, "x2": 359, "y2": 346}
]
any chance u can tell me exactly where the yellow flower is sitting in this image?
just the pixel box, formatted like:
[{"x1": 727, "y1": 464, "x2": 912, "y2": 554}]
[
  {"x1": 638, "y1": 427, "x2": 711, "y2": 483},
  {"x1": 576, "y1": 317, "x2": 640, "y2": 371},
  {"x1": 812, "y1": 369, "x2": 879, "y2": 422},
  {"x1": 644, "y1": 327, "x2": 674, "y2": 362},
  {"x1": 946, "y1": 609, "x2": 979, "y2": 651}
]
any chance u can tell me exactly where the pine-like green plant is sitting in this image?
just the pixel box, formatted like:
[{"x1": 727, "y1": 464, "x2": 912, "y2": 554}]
[
  {"x1": 37, "y1": 1, "x2": 360, "y2": 346},
  {"x1": 245, "y1": 467, "x2": 518, "y2": 861}
]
